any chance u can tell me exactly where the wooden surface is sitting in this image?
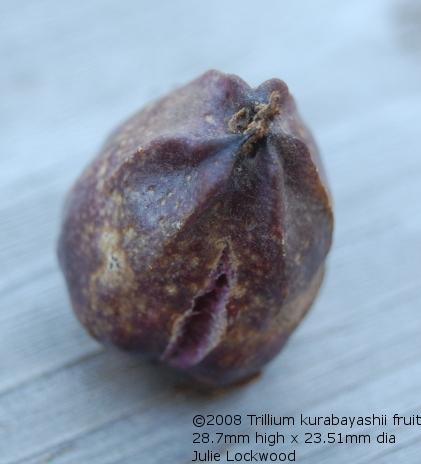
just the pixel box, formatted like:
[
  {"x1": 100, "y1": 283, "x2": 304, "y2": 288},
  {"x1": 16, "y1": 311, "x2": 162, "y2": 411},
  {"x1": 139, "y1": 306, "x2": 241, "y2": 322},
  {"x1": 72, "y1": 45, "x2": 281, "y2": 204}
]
[{"x1": 1, "y1": 0, "x2": 421, "y2": 462}]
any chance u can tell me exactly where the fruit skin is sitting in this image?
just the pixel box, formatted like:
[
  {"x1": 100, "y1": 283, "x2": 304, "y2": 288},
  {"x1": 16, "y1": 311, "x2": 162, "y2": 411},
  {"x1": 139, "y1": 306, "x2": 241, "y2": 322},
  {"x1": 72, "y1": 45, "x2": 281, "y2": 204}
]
[{"x1": 58, "y1": 70, "x2": 333, "y2": 387}]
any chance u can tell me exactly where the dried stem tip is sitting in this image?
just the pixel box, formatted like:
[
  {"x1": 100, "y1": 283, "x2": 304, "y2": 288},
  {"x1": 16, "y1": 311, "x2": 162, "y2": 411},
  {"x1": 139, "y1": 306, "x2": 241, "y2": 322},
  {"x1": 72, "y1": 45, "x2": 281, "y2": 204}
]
[{"x1": 228, "y1": 91, "x2": 282, "y2": 157}]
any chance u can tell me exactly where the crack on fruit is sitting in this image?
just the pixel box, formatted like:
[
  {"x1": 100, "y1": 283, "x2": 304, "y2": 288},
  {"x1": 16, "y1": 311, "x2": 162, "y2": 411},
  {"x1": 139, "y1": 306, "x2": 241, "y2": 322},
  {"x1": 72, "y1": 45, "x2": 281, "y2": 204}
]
[
  {"x1": 228, "y1": 91, "x2": 281, "y2": 158},
  {"x1": 161, "y1": 246, "x2": 234, "y2": 369}
]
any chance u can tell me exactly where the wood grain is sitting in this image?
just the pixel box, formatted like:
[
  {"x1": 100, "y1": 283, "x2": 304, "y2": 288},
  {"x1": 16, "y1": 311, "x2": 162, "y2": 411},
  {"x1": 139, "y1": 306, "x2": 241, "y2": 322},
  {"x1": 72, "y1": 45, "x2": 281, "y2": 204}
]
[{"x1": 1, "y1": 0, "x2": 421, "y2": 462}]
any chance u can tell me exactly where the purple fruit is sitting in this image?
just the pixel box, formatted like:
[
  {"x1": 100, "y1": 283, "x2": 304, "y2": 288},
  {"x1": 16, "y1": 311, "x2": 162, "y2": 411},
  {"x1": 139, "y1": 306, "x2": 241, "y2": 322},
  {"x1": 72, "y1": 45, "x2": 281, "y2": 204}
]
[{"x1": 58, "y1": 70, "x2": 333, "y2": 387}]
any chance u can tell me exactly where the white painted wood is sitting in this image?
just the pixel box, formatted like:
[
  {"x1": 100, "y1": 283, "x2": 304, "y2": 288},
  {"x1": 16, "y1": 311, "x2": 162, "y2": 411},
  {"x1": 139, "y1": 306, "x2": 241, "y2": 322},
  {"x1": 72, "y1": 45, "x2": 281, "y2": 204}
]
[{"x1": 1, "y1": 0, "x2": 421, "y2": 462}]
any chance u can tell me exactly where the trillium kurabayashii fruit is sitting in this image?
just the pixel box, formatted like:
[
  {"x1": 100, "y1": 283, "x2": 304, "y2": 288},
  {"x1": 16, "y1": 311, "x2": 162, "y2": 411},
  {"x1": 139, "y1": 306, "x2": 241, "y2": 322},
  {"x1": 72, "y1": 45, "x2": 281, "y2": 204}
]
[{"x1": 58, "y1": 70, "x2": 333, "y2": 387}]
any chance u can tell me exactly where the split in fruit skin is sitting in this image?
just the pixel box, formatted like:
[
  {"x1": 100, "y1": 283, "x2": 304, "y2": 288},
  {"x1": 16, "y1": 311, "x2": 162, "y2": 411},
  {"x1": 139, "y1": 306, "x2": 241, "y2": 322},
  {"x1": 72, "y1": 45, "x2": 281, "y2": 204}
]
[{"x1": 162, "y1": 246, "x2": 234, "y2": 369}]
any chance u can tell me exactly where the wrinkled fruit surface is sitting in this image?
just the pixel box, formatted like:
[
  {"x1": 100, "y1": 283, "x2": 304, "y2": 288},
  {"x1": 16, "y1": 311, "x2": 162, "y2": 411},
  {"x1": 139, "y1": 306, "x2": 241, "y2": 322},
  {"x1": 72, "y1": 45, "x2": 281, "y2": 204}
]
[{"x1": 58, "y1": 70, "x2": 333, "y2": 387}]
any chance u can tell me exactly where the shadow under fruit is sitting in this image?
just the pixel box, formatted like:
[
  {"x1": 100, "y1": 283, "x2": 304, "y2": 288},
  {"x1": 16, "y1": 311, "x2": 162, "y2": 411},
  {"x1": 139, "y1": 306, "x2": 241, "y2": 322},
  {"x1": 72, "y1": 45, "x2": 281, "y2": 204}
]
[{"x1": 58, "y1": 70, "x2": 334, "y2": 387}]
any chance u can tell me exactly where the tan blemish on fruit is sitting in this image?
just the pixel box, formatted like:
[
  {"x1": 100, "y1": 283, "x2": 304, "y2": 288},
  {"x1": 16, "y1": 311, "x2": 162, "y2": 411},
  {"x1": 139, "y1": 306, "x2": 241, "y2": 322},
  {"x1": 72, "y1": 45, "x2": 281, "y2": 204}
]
[
  {"x1": 87, "y1": 229, "x2": 138, "y2": 323},
  {"x1": 92, "y1": 228, "x2": 135, "y2": 289},
  {"x1": 275, "y1": 265, "x2": 324, "y2": 330},
  {"x1": 205, "y1": 114, "x2": 216, "y2": 124},
  {"x1": 231, "y1": 284, "x2": 246, "y2": 298},
  {"x1": 99, "y1": 228, "x2": 119, "y2": 249},
  {"x1": 294, "y1": 253, "x2": 302, "y2": 264},
  {"x1": 111, "y1": 191, "x2": 123, "y2": 206},
  {"x1": 123, "y1": 227, "x2": 136, "y2": 246},
  {"x1": 166, "y1": 284, "x2": 178, "y2": 295},
  {"x1": 101, "y1": 305, "x2": 115, "y2": 316},
  {"x1": 97, "y1": 161, "x2": 108, "y2": 179},
  {"x1": 191, "y1": 256, "x2": 200, "y2": 267},
  {"x1": 101, "y1": 191, "x2": 124, "y2": 220}
]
